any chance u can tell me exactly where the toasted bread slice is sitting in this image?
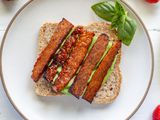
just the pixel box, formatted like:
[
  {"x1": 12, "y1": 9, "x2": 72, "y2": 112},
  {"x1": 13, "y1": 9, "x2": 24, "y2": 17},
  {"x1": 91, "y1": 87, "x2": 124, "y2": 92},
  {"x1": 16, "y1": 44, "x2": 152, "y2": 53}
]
[{"x1": 34, "y1": 22, "x2": 122, "y2": 104}]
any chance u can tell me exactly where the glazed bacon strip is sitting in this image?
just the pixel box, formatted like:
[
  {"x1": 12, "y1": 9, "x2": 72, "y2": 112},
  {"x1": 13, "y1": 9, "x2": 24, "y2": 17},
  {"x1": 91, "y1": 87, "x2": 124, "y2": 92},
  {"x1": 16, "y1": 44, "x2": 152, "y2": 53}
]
[
  {"x1": 69, "y1": 34, "x2": 109, "y2": 98},
  {"x1": 82, "y1": 40, "x2": 121, "y2": 103},
  {"x1": 55, "y1": 27, "x2": 83, "y2": 64},
  {"x1": 52, "y1": 31, "x2": 95, "y2": 92},
  {"x1": 31, "y1": 18, "x2": 73, "y2": 82},
  {"x1": 44, "y1": 27, "x2": 84, "y2": 82}
]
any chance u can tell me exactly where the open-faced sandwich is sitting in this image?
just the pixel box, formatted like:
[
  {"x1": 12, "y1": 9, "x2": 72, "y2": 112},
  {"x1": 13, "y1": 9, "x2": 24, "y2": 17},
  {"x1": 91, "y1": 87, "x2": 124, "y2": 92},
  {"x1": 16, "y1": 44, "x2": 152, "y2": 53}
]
[{"x1": 31, "y1": 0, "x2": 137, "y2": 104}]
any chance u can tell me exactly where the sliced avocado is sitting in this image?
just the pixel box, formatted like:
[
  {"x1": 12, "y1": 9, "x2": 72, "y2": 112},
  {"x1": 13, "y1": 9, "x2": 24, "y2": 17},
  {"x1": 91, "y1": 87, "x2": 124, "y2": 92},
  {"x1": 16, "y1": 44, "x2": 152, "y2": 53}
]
[
  {"x1": 87, "y1": 41, "x2": 113, "y2": 83},
  {"x1": 50, "y1": 66, "x2": 62, "y2": 84},
  {"x1": 81, "y1": 55, "x2": 117, "y2": 96},
  {"x1": 102, "y1": 55, "x2": 117, "y2": 84},
  {"x1": 88, "y1": 35, "x2": 98, "y2": 52},
  {"x1": 51, "y1": 73, "x2": 58, "y2": 84},
  {"x1": 81, "y1": 35, "x2": 98, "y2": 63},
  {"x1": 61, "y1": 88, "x2": 71, "y2": 95},
  {"x1": 95, "y1": 41, "x2": 113, "y2": 69},
  {"x1": 57, "y1": 66, "x2": 62, "y2": 73},
  {"x1": 81, "y1": 41, "x2": 114, "y2": 95},
  {"x1": 61, "y1": 77, "x2": 75, "y2": 95},
  {"x1": 48, "y1": 59, "x2": 54, "y2": 67}
]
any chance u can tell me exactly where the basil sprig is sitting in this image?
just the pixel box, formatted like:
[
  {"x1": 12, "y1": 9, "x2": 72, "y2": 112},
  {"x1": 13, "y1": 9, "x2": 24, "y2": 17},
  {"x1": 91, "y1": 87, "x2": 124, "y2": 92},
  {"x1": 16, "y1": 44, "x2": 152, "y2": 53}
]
[{"x1": 91, "y1": 0, "x2": 137, "y2": 46}]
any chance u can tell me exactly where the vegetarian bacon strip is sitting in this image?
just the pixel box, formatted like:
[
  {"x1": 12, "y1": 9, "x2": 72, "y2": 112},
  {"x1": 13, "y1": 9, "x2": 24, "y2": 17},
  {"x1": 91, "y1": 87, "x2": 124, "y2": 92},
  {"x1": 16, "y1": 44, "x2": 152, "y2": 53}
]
[
  {"x1": 69, "y1": 34, "x2": 109, "y2": 98},
  {"x1": 31, "y1": 18, "x2": 74, "y2": 82},
  {"x1": 52, "y1": 31, "x2": 95, "y2": 92},
  {"x1": 44, "y1": 27, "x2": 84, "y2": 82},
  {"x1": 82, "y1": 40, "x2": 121, "y2": 103}
]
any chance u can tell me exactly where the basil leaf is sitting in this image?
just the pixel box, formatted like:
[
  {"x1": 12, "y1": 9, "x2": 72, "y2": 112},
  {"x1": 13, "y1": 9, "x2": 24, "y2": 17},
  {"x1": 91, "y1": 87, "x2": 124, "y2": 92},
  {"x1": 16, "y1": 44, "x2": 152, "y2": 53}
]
[
  {"x1": 91, "y1": 1, "x2": 137, "y2": 46},
  {"x1": 115, "y1": 0, "x2": 125, "y2": 15},
  {"x1": 91, "y1": 2, "x2": 115, "y2": 22},
  {"x1": 111, "y1": 15, "x2": 118, "y2": 29},
  {"x1": 118, "y1": 16, "x2": 137, "y2": 46}
]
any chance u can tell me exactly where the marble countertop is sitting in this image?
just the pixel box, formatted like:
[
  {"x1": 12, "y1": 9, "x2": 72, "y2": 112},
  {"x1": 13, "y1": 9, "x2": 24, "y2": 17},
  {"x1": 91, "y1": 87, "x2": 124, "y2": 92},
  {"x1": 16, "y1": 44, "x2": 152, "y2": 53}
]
[{"x1": 0, "y1": 0, "x2": 160, "y2": 120}]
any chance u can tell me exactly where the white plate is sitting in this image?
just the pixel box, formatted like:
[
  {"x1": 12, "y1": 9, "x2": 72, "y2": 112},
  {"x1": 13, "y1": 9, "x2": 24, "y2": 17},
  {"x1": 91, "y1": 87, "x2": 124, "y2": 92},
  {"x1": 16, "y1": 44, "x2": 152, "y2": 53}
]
[{"x1": 0, "y1": 0, "x2": 154, "y2": 120}]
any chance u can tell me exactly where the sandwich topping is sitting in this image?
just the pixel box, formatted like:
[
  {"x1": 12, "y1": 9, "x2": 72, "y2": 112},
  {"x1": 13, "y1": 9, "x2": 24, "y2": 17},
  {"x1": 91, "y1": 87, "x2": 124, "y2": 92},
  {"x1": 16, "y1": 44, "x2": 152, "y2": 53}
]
[
  {"x1": 44, "y1": 26, "x2": 83, "y2": 82},
  {"x1": 52, "y1": 30, "x2": 95, "y2": 92},
  {"x1": 69, "y1": 34, "x2": 109, "y2": 98},
  {"x1": 31, "y1": 18, "x2": 73, "y2": 82},
  {"x1": 31, "y1": 18, "x2": 122, "y2": 103},
  {"x1": 31, "y1": 0, "x2": 138, "y2": 103},
  {"x1": 82, "y1": 40, "x2": 121, "y2": 103}
]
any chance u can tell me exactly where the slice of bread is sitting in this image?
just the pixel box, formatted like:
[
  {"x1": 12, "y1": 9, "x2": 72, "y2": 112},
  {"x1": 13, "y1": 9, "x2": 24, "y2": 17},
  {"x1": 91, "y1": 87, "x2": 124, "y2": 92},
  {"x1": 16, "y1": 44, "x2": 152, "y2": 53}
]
[{"x1": 34, "y1": 22, "x2": 122, "y2": 104}]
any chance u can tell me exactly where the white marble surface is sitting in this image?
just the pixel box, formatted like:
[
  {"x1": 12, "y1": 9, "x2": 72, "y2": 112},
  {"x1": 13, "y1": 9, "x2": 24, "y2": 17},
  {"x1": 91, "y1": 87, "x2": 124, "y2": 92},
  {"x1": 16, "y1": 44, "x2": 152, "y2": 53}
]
[{"x1": 0, "y1": 0, "x2": 159, "y2": 120}]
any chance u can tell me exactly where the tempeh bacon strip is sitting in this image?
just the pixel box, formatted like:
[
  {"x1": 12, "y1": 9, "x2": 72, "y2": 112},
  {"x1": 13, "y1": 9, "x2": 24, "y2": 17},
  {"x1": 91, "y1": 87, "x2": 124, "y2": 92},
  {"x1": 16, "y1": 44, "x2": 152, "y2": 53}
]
[
  {"x1": 69, "y1": 34, "x2": 109, "y2": 98},
  {"x1": 44, "y1": 27, "x2": 84, "y2": 82},
  {"x1": 82, "y1": 40, "x2": 121, "y2": 103},
  {"x1": 31, "y1": 18, "x2": 73, "y2": 82},
  {"x1": 52, "y1": 31, "x2": 95, "y2": 92}
]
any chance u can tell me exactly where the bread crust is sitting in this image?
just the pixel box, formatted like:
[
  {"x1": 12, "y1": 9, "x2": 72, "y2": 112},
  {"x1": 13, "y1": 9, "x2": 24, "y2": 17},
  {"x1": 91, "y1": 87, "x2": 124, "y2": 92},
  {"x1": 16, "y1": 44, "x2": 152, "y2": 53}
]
[{"x1": 34, "y1": 22, "x2": 122, "y2": 104}]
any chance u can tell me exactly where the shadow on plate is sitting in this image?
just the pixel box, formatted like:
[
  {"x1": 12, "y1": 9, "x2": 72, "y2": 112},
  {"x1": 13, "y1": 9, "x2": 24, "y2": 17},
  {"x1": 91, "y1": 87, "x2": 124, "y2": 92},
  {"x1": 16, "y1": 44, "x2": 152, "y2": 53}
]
[{"x1": 36, "y1": 94, "x2": 114, "y2": 113}]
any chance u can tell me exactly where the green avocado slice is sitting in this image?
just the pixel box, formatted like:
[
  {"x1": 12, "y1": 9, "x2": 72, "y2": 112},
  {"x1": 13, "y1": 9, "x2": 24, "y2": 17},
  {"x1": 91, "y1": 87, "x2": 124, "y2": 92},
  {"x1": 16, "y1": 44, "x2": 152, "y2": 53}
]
[
  {"x1": 102, "y1": 55, "x2": 117, "y2": 84},
  {"x1": 61, "y1": 78, "x2": 74, "y2": 95},
  {"x1": 87, "y1": 41, "x2": 113, "y2": 84}
]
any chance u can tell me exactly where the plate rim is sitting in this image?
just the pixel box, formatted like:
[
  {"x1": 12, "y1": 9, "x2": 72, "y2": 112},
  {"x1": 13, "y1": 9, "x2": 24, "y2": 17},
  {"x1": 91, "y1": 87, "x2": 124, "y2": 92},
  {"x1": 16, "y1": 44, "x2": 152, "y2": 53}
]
[{"x1": 0, "y1": 0, "x2": 154, "y2": 120}]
